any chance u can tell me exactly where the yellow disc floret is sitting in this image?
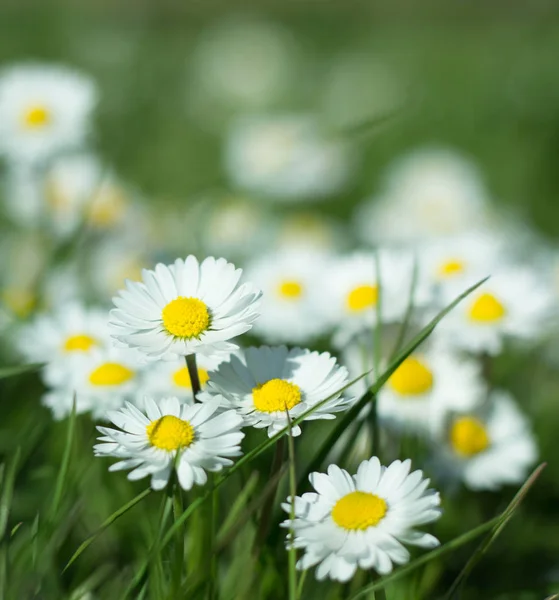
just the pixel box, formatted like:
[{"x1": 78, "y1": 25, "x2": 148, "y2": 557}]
[
  {"x1": 347, "y1": 284, "x2": 378, "y2": 312},
  {"x1": 332, "y1": 491, "x2": 388, "y2": 530},
  {"x1": 468, "y1": 293, "x2": 506, "y2": 323},
  {"x1": 253, "y1": 379, "x2": 302, "y2": 413},
  {"x1": 388, "y1": 356, "x2": 434, "y2": 396},
  {"x1": 146, "y1": 415, "x2": 195, "y2": 451},
  {"x1": 278, "y1": 280, "x2": 303, "y2": 300},
  {"x1": 162, "y1": 297, "x2": 210, "y2": 339},
  {"x1": 438, "y1": 259, "x2": 465, "y2": 278},
  {"x1": 63, "y1": 334, "x2": 97, "y2": 352},
  {"x1": 450, "y1": 416, "x2": 490, "y2": 457},
  {"x1": 22, "y1": 105, "x2": 51, "y2": 128},
  {"x1": 89, "y1": 362, "x2": 134, "y2": 386},
  {"x1": 172, "y1": 367, "x2": 210, "y2": 389}
]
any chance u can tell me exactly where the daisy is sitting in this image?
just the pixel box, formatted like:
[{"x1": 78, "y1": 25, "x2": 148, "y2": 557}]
[
  {"x1": 43, "y1": 346, "x2": 142, "y2": 420},
  {"x1": 274, "y1": 212, "x2": 346, "y2": 254},
  {"x1": 354, "y1": 147, "x2": 492, "y2": 246},
  {"x1": 244, "y1": 249, "x2": 331, "y2": 344},
  {"x1": 282, "y1": 457, "x2": 442, "y2": 582},
  {"x1": 200, "y1": 346, "x2": 352, "y2": 437},
  {"x1": 16, "y1": 302, "x2": 109, "y2": 364},
  {"x1": 377, "y1": 346, "x2": 485, "y2": 434},
  {"x1": 434, "y1": 267, "x2": 556, "y2": 355},
  {"x1": 109, "y1": 255, "x2": 262, "y2": 360},
  {"x1": 140, "y1": 353, "x2": 228, "y2": 406},
  {"x1": 325, "y1": 251, "x2": 432, "y2": 348},
  {"x1": 0, "y1": 63, "x2": 97, "y2": 162},
  {"x1": 432, "y1": 390, "x2": 537, "y2": 490},
  {"x1": 94, "y1": 396, "x2": 244, "y2": 491},
  {"x1": 224, "y1": 113, "x2": 357, "y2": 201}
]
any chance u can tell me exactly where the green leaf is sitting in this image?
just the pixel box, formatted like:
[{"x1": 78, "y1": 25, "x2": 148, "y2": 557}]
[
  {"x1": 0, "y1": 363, "x2": 42, "y2": 379},
  {"x1": 0, "y1": 448, "x2": 21, "y2": 540},
  {"x1": 349, "y1": 463, "x2": 545, "y2": 600},
  {"x1": 63, "y1": 488, "x2": 151, "y2": 572}
]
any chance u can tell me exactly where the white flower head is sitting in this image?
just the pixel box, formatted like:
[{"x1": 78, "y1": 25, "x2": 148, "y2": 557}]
[
  {"x1": 0, "y1": 63, "x2": 98, "y2": 162},
  {"x1": 43, "y1": 346, "x2": 143, "y2": 420},
  {"x1": 140, "y1": 353, "x2": 228, "y2": 407},
  {"x1": 16, "y1": 302, "x2": 110, "y2": 364},
  {"x1": 432, "y1": 391, "x2": 538, "y2": 491},
  {"x1": 94, "y1": 396, "x2": 244, "y2": 491},
  {"x1": 109, "y1": 256, "x2": 262, "y2": 360},
  {"x1": 282, "y1": 457, "x2": 442, "y2": 582},
  {"x1": 224, "y1": 113, "x2": 357, "y2": 201},
  {"x1": 355, "y1": 147, "x2": 491, "y2": 246},
  {"x1": 435, "y1": 267, "x2": 556, "y2": 355},
  {"x1": 377, "y1": 346, "x2": 485, "y2": 434},
  {"x1": 201, "y1": 346, "x2": 353, "y2": 437},
  {"x1": 244, "y1": 249, "x2": 332, "y2": 344},
  {"x1": 326, "y1": 251, "x2": 432, "y2": 348}
]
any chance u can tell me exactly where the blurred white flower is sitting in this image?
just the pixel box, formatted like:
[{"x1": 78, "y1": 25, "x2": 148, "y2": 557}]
[
  {"x1": 324, "y1": 251, "x2": 432, "y2": 348},
  {"x1": 224, "y1": 114, "x2": 357, "y2": 201},
  {"x1": 43, "y1": 346, "x2": 143, "y2": 420},
  {"x1": 140, "y1": 353, "x2": 228, "y2": 407},
  {"x1": 110, "y1": 256, "x2": 262, "y2": 360},
  {"x1": 282, "y1": 457, "x2": 441, "y2": 582},
  {"x1": 434, "y1": 267, "x2": 556, "y2": 355},
  {"x1": 355, "y1": 148, "x2": 492, "y2": 246},
  {"x1": 431, "y1": 390, "x2": 537, "y2": 490},
  {"x1": 0, "y1": 63, "x2": 97, "y2": 163},
  {"x1": 95, "y1": 396, "x2": 244, "y2": 491},
  {"x1": 201, "y1": 346, "x2": 352, "y2": 437},
  {"x1": 188, "y1": 18, "x2": 296, "y2": 112},
  {"x1": 274, "y1": 211, "x2": 346, "y2": 254},
  {"x1": 244, "y1": 249, "x2": 332, "y2": 343},
  {"x1": 17, "y1": 302, "x2": 109, "y2": 364}
]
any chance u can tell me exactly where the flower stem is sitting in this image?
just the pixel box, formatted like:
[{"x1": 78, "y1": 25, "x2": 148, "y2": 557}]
[
  {"x1": 285, "y1": 413, "x2": 298, "y2": 600},
  {"x1": 185, "y1": 353, "x2": 201, "y2": 398}
]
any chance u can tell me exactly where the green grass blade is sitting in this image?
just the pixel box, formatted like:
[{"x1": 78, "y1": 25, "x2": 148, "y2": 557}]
[
  {"x1": 286, "y1": 410, "x2": 298, "y2": 600},
  {"x1": 443, "y1": 463, "x2": 547, "y2": 599},
  {"x1": 49, "y1": 395, "x2": 77, "y2": 522},
  {"x1": 0, "y1": 448, "x2": 21, "y2": 600},
  {"x1": 217, "y1": 471, "x2": 259, "y2": 541},
  {"x1": 63, "y1": 488, "x2": 151, "y2": 572},
  {"x1": 390, "y1": 254, "x2": 418, "y2": 360},
  {"x1": 0, "y1": 363, "x2": 43, "y2": 379},
  {"x1": 349, "y1": 463, "x2": 545, "y2": 600},
  {"x1": 298, "y1": 276, "x2": 488, "y2": 488}
]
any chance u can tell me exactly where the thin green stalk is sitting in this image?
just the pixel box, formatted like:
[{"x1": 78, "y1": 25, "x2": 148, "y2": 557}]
[
  {"x1": 296, "y1": 568, "x2": 307, "y2": 600},
  {"x1": 172, "y1": 482, "x2": 185, "y2": 591},
  {"x1": 371, "y1": 252, "x2": 382, "y2": 458},
  {"x1": 0, "y1": 448, "x2": 21, "y2": 600},
  {"x1": 389, "y1": 256, "x2": 418, "y2": 361},
  {"x1": 285, "y1": 411, "x2": 298, "y2": 600},
  {"x1": 185, "y1": 353, "x2": 201, "y2": 399}
]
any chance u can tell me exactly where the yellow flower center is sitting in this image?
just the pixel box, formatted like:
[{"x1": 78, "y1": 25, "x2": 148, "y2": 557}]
[
  {"x1": 253, "y1": 379, "x2": 302, "y2": 413},
  {"x1": 162, "y1": 297, "x2": 210, "y2": 339},
  {"x1": 347, "y1": 284, "x2": 378, "y2": 312},
  {"x1": 88, "y1": 188, "x2": 127, "y2": 227},
  {"x1": 468, "y1": 293, "x2": 506, "y2": 323},
  {"x1": 450, "y1": 416, "x2": 490, "y2": 457},
  {"x1": 332, "y1": 491, "x2": 387, "y2": 530},
  {"x1": 146, "y1": 415, "x2": 195, "y2": 451},
  {"x1": 172, "y1": 367, "x2": 210, "y2": 389},
  {"x1": 22, "y1": 104, "x2": 51, "y2": 129},
  {"x1": 89, "y1": 362, "x2": 134, "y2": 386},
  {"x1": 278, "y1": 280, "x2": 303, "y2": 300},
  {"x1": 388, "y1": 356, "x2": 434, "y2": 396},
  {"x1": 438, "y1": 259, "x2": 465, "y2": 278},
  {"x1": 63, "y1": 334, "x2": 97, "y2": 352}
]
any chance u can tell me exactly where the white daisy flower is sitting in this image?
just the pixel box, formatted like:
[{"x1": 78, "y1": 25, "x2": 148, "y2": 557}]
[
  {"x1": 355, "y1": 147, "x2": 492, "y2": 246},
  {"x1": 109, "y1": 256, "x2": 262, "y2": 360},
  {"x1": 432, "y1": 390, "x2": 537, "y2": 490},
  {"x1": 244, "y1": 249, "x2": 331, "y2": 344},
  {"x1": 43, "y1": 346, "x2": 142, "y2": 420},
  {"x1": 94, "y1": 396, "x2": 245, "y2": 491},
  {"x1": 274, "y1": 211, "x2": 346, "y2": 254},
  {"x1": 435, "y1": 267, "x2": 556, "y2": 355},
  {"x1": 325, "y1": 251, "x2": 432, "y2": 348},
  {"x1": 201, "y1": 346, "x2": 353, "y2": 437},
  {"x1": 419, "y1": 230, "x2": 505, "y2": 292},
  {"x1": 140, "y1": 353, "x2": 228, "y2": 407},
  {"x1": 16, "y1": 302, "x2": 109, "y2": 364},
  {"x1": 224, "y1": 113, "x2": 357, "y2": 201},
  {"x1": 377, "y1": 347, "x2": 485, "y2": 434},
  {"x1": 282, "y1": 457, "x2": 442, "y2": 582},
  {"x1": 0, "y1": 63, "x2": 97, "y2": 162}
]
